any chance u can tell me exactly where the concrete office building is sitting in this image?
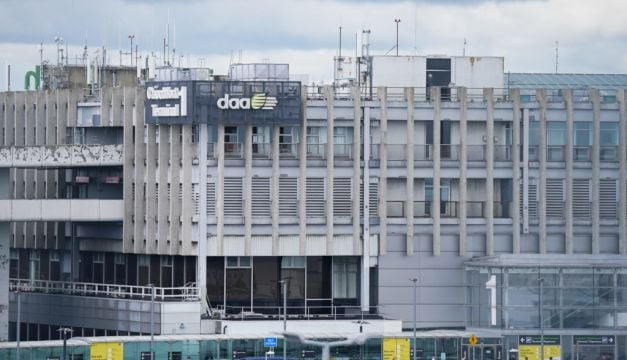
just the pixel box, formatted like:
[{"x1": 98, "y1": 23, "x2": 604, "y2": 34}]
[{"x1": 2, "y1": 53, "x2": 627, "y2": 358}]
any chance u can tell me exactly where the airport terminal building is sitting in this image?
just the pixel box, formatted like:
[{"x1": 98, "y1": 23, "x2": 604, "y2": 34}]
[{"x1": 1, "y1": 54, "x2": 627, "y2": 358}]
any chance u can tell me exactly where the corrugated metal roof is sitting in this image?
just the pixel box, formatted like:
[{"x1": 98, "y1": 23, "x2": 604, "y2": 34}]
[{"x1": 505, "y1": 73, "x2": 627, "y2": 90}]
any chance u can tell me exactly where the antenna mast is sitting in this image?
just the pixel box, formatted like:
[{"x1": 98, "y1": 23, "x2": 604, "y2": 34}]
[{"x1": 555, "y1": 41, "x2": 559, "y2": 73}]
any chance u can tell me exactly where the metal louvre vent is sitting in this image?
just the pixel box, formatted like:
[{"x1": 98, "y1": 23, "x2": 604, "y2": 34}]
[
  {"x1": 573, "y1": 179, "x2": 591, "y2": 219},
  {"x1": 192, "y1": 183, "x2": 200, "y2": 216},
  {"x1": 224, "y1": 177, "x2": 243, "y2": 217},
  {"x1": 206, "y1": 182, "x2": 216, "y2": 216},
  {"x1": 528, "y1": 182, "x2": 538, "y2": 220},
  {"x1": 251, "y1": 177, "x2": 271, "y2": 217},
  {"x1": 333, "y1": 178, "x2": 352, "y2": 218},
  {"x1": 360, "y1": 179, "x2": 379, "y2": 218},
  {"x1": 279, "y1": 177, "x2": 298, "y2": 217},
  {"x1": 306, "y1": 178, "x2": 325, "y2": 217},
  {"x1": 546, "y1": 178, "x2": 565, "y2": 219},
  {"x1": 600, "y1": 179, "x2": 617, "y2": 219}
]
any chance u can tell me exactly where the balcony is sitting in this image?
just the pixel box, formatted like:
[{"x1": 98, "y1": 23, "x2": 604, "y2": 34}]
[
  {"x1": 387, "y1": 144, "x2": 407, "y2": 167},
  {"x1": 574, "y1": 146, "x2": 591, "y2": 162},
  {"x1": 306, "y1": 143, "x2": 326, "y2": 159},
  {"x1": 333, "y1": 144, "x2": 353, "y2": 160},
  {"x1": 528, "y1": 145, "x2": 539, "y2": 161},
  {"x1": 387, "y1": 200, "x2": 405, "y2": 218},
  {"x1": 467, "y1": 145, "x2": 486, "y2": 161},
  {"x1": 252, "y1": 143, "x2": 271, "y2": 159},
  {"x1": 467, "y1": 201, "x2": 485, "y2": 218},
  {"x1": 547, "y1": 145, "x2": 565, "y2": 162},
  {"x1": 494, "y1": 145, "x2": 513, "y2": 161},
  {"x1": 414, "y1": 201, "x2": 431, "y2": 218},
  {"x1": 493, "y1": 201, "x2": 512, "y2": 218},
  {"x1": 225, "y1": 142, "x2": 244, "y2": 159},
  {"x1": 207, "y1": 142, "x2": 216, "y2": 159},
  {"x1": 414, "y1": 144, "x2": 432, "y2": 161},
  {"x1": 440, "y1": 145, "x2": 460, "y2": 161},
  {"x1": 279, "y1": 143, "x2": 299, "y2": 159},
  {"x1": 415, "y1": 201, "x2": 458, "y2": 218}
]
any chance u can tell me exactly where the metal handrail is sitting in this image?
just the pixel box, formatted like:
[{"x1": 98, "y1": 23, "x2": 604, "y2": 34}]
[{"x1": 9, "y1": 278, "x2": 200, "y2": 301}]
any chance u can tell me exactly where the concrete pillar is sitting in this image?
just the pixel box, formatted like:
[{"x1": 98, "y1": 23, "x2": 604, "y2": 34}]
[
  {"x1": 271, "y1": 125, "x2": 280, "y2": 255},
  {"x1": 299, "y1": 86, "x2": 307, "y2": 256},
  {"x1": 45, "y1": 91, "x2": 57, "y2": 248},
  {"x1": 352, "y1": 86, "x2": 362, "y2": 254},
  {"x1": 216, "y1": 124, "x2": 225, "y2": 256},
  {"x1": 157, "y1": 125, "x2": 170, "y2": 254},
  {"x1": 378, "y1": 87, "x2": 388, "y2": 255},
  {"x1": 459, "y1": 87, "x2": 468, "y2": 256},
  {"x1": 405, "y1": 87, "x2": 415, "y2": 256},
  {"x1": 181, "y1": 124, "x2": 193, "y2": 255},
  {"x1": 134, "y1": 89, "x2": 147, "y2": 254},
  {"x1": 111, "y1": 87, "x2": 123, "y2": 127},
  {"x1": 122, "y1": 88, "x2": 135, "y2": 252},
  {"x1": 564, "y1": 89, "x2": 574, "y2": 254},
  {"x1": 432, "y1": 87, "x2": 441, "y2": 256},
  {"x1": 169, "y1": 125, "x2": 182, "y2": 254},
  {"x1": 244, "y1": 125, "x2": 252, "y2": 256},
  {"x1": 618, "y1": 89, "x2": 627, "y2": 254},
  {"x1": 485, "y1": 88, "x2": 494, "y2": 256},
  {"x1": 145, "y1": 124, "x2": 158, "y2": 254},
  {"x1": 101, "y1": 87, "x2": 112, "y2": 126},
  {"x1": 511, "y1": 88, "x2": 521, "y2": 254},
  {"x1": 198, "y1": 124, "x2": 209, "y2": 297},
  {"x1": 14, "y1": 93, "x2": 25, "y2": 248},
  {"x1": 325, "y1": 86, "x2": 334, "y2": 255},
  {"x1": 0, "y1": 168, "x2": 9, "y2": 341},
  {"x1": 34, "y1": 92, "x2": 46, "y2": 248},
  {"x1": 591, "y1": 89, "x2": 601, "y2": 254},
  {"x1": 24, "y1": 92, "x2": 35, "y2": 248},
  {"x1": 537, "y1": 89, "x2": 547, "y2": 254},
  {"x1": 0, "y1": 92, "x2": 5, "y2": 147}
]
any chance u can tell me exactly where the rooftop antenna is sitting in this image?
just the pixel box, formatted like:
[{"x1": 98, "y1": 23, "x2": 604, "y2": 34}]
[
  {"x1": 172, "y1": 20, "x2": 176, "y2": 66},
  {"x1": 361, "y1": 29, "x2": 371, "y2": 57},
  {"x1": 338, "y1": 26, "x2": 342, "y2": 59},
  {"x1": 555, "y1": 40, "x2": 559, "y2": 73},
  {"x1": 394, "y1": 19, "x2": 401, "y2": 56},
  {"x1": 463, "y1": 38, "x2": 467, "y2": 56}
]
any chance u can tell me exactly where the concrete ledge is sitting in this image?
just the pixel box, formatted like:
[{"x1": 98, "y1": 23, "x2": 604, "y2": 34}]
[{"x1": 0, "y1": 199, "x2": 123, "y2": 221}]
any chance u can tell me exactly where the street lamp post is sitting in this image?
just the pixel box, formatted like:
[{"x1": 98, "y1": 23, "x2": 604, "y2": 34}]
[
  {"x1": 58, "y1": 327, "x2": 73, "y2": 360},
  {"x1": 150, "y1": 283, "x2": 155, "y2": 359},
  {"x1": 278, "y1": 280, "x2": 288, "y2": 360},
  {"x1": 409, "y1": 278, "x2": 418, "y2": 360},
  {"x1": 538, "y1": 278, "x2": 545, "y2": 360},
  {"x1": 394, "y1": 19, "x2": 401, "y2": 56}
]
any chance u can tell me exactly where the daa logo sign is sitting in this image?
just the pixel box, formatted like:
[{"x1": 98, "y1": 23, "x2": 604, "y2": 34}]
[{"x1": 217, "y1": 93, "x2": 278, "y2": 110}]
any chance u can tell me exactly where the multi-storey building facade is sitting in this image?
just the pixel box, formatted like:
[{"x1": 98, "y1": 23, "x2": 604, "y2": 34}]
[{"x1": 1, "y1": 56, "x2": 627, "y2": 357}]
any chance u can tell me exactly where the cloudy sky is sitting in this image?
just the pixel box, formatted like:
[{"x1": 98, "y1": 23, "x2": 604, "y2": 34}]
[{"x1": 1, "y1": 0, "x2": 626, "y2": 89}]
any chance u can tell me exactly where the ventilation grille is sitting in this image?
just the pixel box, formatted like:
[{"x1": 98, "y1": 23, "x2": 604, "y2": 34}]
[
  {"x1": 333, "y1": 178, "x2": 352, "y2": 217},
  {"x1": 573, "y1": 179, "x2": 591, "y2": 219},
  {"x1": 224, "y1": 177, "x2": 243, "y2": 217},
  {"x1": 360, "y1": 179, "x2": 379, "y2": 218},
  {"x1": 279, "y1": 177, "x2": 298, "y2": 217},
  {"x1": 546, "y1": 178, "x2": 564, "y2": 219},
  {"x1": 306, "y1": 178, "x2": 325, "y2": 217},
  {"x1": 251, "y1": 177, "x2": 271, "y2": 217},
  {"x1": 600, "y1": 179, "x2": 617, "y2": 219},
  {"x1": 522, "y1": 182, "x2": 539, "y2": 220},
  {"x1": 206, "y1": 182, "x2": 216, "y2": 216},
  {"x1": 192, "y1": 183, "x2": 200, "y2": 216}
]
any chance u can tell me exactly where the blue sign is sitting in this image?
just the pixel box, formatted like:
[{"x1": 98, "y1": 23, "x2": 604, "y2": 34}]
[{"x1": 264, "y1": 337, "x2": 278, "y2": 348}]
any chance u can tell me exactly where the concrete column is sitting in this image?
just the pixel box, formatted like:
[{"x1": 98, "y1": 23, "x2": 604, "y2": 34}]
[
  {"x1": 378, "y1": 87, "x2": 388, "y2": 255},
  {"x1": 459, "y1": 87, "x2": 468, "y2": 256},
  {"x1": 325, "y1": 86, "x2": 334, "y2": 255},
  {"x1": 591, "y1": 89, "x2": 601, "y2": 254},
  {"x1": 352, "y1": 86, "x2": 362, "y2": 254},
  {"x1": 101, "y1": 87, "x2": 112, "y2": 126},
  {"x1": 271, "y1": 125, "x2": 280, "y2": 255},
  {"x1": 134, "y1": 89, "x2": 147, "y2": 254},
  {"x1": 485, "y1": 88, "x2": 494, "y2": 256},
  {"x1": 34, "y1": 92, "x2": 46, "y2": 248},
  {"x1": 169, "y1": 125, "x2": 182, "y2": 254},
  {"x1": 537, "y1": 89, "x2": 547, "y2": 254},
  {"x1": 157, "y1": 125, "x2": 170, "y2": 254},
  {"x1": 122, "y1": 88, "x2": 136, "y2": 253},
  {"x1": 198, "y1": 124, "x2": 209, "y2": 296},
  {"x1": 0, "y1": 167, "x2": 9, "y2": 340},
  {"x1": 111, "y1": 87, "x2": 123, "y2": 127},
  {"x1": 216, "y1": 124, "x2": 225, "y2": 255},
  {"x1": 244, "y1": 125, "x2": 252, "y2": 256},
  {"x1": 618, "y1": 89, "x2": 627, "y2": 254},
  {"x1": 299, "y1": 87, "x2": 308, "y2": 256},
  {"x1": 511, "y1": 88, "x2": 521, "y2": 254},
  {"x1": 24, "y1": 92, "x2": 35, "y2": 248},
  {"x1": 405, "y1": 87, "x2": 415, "y2": 256},
  {"x1": 14, "y1": 93, "x2": 25, "y2": 248},
  {"x1": 181, "y1": 124, "x2": 193, "y2": 255},
  {"x1": 145, "y1": 124, "x2": 158, "y2": 254},
  {"x1": 432, "y1": 87, "x2": 441, "y2": 256},
  {"x1": 361, "y1": 103, "x2": 371, "y2": 312},
  {"x1": 522, "y1": 108, "x2": 530, "y2": 235},
  {"x1": 564, "y1": 89, "x2": 574, "y2": 254},
  {"x1": 0, "y1": 92, "x2": 5, "y2": 147}
]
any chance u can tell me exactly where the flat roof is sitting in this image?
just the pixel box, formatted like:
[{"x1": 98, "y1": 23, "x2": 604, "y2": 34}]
[{"x1": 506, "y1": 73, "x2": 627, "y2": 89}]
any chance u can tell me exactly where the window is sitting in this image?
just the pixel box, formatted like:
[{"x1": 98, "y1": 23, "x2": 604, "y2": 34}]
[
  {"x1": 252, "y1": 126, "x2": 270, "y2": 156},
  {"x1": 306, "y1": 126, "x2": 327, "y2": 157},
  {"x1": 333, "y1": 257, "x2": 358, "y2": 299},
  {"x1": 281, "y1": 256, "x2": 305, "y2": 268},
  {"x1": 225, "y1": 126, "x2": 241, "y2": 156},
  {"x1": 424, "y1": 179, "x2": 452, "y2": 216},
  {"x1": 333, "y1": 127, "x2": 353, "y2": 157},
  {"x1": 279, "y1": 126, "x2": 299, "y2": 156},
  {"x1": 191, "y1": 125, "x2": 199, "y2": 143},
  {"x1": 226, "y1": 256, "x2": 251, "y2": 268},
  {"x1": 574, "y1": 122, "x2": 592, "y2": 161},
  {"x1": 600, "y1": 122, "x2": 619, "y2": 161},
  {"x1": 547, "y1": 121, "x2": 566, "y2": 161}
]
